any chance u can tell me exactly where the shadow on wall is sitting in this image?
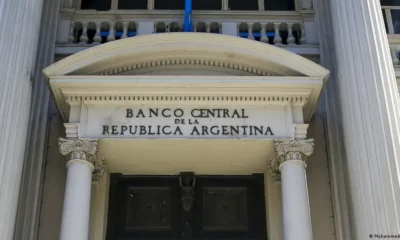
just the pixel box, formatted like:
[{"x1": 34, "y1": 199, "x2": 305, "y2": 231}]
[{"x1": 37, "y1": 100, "x2": 67, "y2": 240}]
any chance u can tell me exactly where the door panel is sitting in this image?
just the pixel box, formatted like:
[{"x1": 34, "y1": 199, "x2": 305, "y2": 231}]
[
  {"x1": 107, "y1": 175, "x2": 181, "y2": 240},
  {"x1": 106, "y1": 174, "x2": 266, "y2": 240},
  {"x1": 193, "y1": 176, "x2": 266, "y2": 240}
]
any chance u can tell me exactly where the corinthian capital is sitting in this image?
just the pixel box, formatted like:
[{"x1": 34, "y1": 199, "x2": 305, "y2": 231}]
[
  {"x1": 275, "y1": 139, "x2": 314, "y2": 162},
  {"x1": 268, "y1": 139, "x2": 314, "y2": 181},
  {"x1": 59, "y1": 138, "x2": 98, "y2": 162}
]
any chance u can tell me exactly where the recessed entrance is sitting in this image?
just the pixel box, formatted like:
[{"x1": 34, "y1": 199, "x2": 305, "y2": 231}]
[{"x1": 106, "y1": 173, "x2": 267, "y2": 240}]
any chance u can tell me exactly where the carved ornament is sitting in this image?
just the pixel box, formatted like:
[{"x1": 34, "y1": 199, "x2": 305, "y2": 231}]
[
  {"x1": 58, "y1": 138, "x2": 98, "y2": 162},
  {"x1": 269, "y1": 139, "x2": 314, "y2": 181}
]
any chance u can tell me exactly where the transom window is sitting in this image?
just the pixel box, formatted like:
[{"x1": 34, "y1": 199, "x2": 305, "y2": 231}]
[
  {"x1": 81, "y1": 0, "x2": 111, "y2": 11},
  {"x1": 264, "y1": 0, "x2": 295, "y2": 11},
  {"x1": 80, "y1": 0, "x2": 296, "y2": 11},
  {"x1": 118, "y1": 0, "x2": 147, "y2": 9},
  {"x1": 154, "y1": 0, "x2": 184, "y2": 10},
  {"x1": 228, "y1": 0, "x2": 258, "y2": 10},
  {"x1": 193, "y1": 0, "x2": 222, "y2": 10}
]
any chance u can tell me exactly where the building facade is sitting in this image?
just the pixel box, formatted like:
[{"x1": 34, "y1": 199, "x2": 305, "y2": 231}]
[{"x1": 0, "y1": 0, "x2": 400, "y2": 240}]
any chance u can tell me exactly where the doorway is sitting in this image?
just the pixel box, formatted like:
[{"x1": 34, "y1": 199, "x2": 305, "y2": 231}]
[{"x1": 106, "y1": 173, "x2": 267, "y2": 240}]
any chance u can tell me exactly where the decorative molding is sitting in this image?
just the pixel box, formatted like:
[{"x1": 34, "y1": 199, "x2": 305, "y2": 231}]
[
  {"x1": 98, "y1": 59, "x2": 274, "y2": 76},
  {"x1": 275, "y1": 138, "x2": 314, "y2": 161},
  {"x1": 179, "y1": 172, "x2": 196, "y2": 240},
  {"x1": 268, "y1": 139, "x2": 314, "y2": 180},
  {"x1": 64, "y1": 123, "x2": 79, "y2": 138},
  {"x1": 268, "y1": 155, "x2": 285, "y2": 181},
  {"x1": 294, "y1": 124, "x2": 309, "y2": 139},
  {"x1": 58, "y1": 138, "x2": 105, "y2": 180},
  {"x1": 66, "y1": 95, "x2": 309, "y2": 104},
  {"x1": 59, "y1": 138, "x2": 98, "y2": 162},
  {"x1": 48, "y1": 75, "x2": 322, "y2": 123},
  {"x1": 91, "y1": 153, "x2": 106, "y2": 181},
  {"x1": 45, "y1": 34, "x2": 328, "y2": 125}
]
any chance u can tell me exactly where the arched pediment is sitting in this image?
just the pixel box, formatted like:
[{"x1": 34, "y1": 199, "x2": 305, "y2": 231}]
[
  {"x1": 44, "y1": 33, "x2": 329, "y2": 123},
  {"x1": 44, "y1": 33, "x2": 328, "y2": 78}
]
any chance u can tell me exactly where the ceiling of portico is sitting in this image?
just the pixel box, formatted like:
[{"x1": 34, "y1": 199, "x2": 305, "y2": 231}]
[
  {"x1": 99, "y1": 139, "x2": 275, "y2": 175},
  {"x1": 44, "y1": 33, "x2": 329, "y2": 78}
]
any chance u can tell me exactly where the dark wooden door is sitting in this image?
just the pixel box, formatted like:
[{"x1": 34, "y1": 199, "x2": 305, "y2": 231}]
[{"x1": 106, "y1": 174, "x2": 267, "y2": 240}]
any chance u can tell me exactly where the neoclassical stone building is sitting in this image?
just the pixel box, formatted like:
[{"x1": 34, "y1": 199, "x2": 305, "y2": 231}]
[{"x1": 1, "y1": 0, "x2": 400, "y2": 240}]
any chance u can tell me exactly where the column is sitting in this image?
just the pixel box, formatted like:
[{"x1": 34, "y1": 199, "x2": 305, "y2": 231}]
[
  {"x1": 59, "y1": 138, "x2": 98, "y2": 240},
  {"x1": 13, "y1": 0, "x2": 62, "y2": 239},
  {"x1": 314, "y1": 0, "x2": 400, "y2": 238},
  {"x1": 270, "y1": 139, "x2": 314, "y2": 240},
  {"x1": 0, "y1": 0, "x2": 46, "y2": 239}
]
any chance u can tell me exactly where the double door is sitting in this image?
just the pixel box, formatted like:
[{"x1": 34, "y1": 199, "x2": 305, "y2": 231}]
[{"x1": 106, "y1": 173, "x2": 266, "y2": 240}]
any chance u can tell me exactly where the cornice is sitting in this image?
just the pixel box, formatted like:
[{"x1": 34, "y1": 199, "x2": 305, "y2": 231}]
[
  {"x1": 98, "y1": 59, "x2": 274, "y2": 76},
  {"x1": 49, "y1": 75, "x2": 322, "y2": 121}
]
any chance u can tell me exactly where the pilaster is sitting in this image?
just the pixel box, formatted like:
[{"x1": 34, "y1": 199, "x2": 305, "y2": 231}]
[
  {"x1": 0, "y1": 0, "x2": 46, "y2": 239},
  {"x1": 315, "y1": 0, "x2": 400, "y2": 238}
]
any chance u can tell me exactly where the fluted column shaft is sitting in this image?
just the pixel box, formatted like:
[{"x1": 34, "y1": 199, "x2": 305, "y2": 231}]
[
  {"x1": 0, "y1": 0, "x2": 45, "y2": 239},
  {"x1": 13, "y1": 0, "x2": 62, "y2": 239},
  {"x1": 59, "y1": 139, "x2": 98, "y2": 240},
  {"x1": 315, "y1": 0, "x2": 400, "y2": 238}
]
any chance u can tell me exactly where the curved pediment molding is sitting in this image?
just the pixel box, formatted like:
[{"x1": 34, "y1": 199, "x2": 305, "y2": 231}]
[{"x1": 44, "y1": 33, "x2": 329, "y2": 78}]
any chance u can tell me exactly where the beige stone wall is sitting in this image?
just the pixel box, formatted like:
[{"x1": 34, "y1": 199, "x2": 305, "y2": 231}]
[
  {"x1": 307, "y1": 114, "x2": 336, "y2": 240},
  {"x1": 37, "y1": 102, "x2": 66, "y2": 240}
]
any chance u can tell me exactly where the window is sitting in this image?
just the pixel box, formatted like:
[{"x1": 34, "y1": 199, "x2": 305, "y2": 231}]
[
  {"x1": 118, "y1": 0, "x2": 147, "y2": 9},
  {"x1": 264, "y1": 0, "x2": 295, "y2": 11},
  {"x1": 228, "y1": 0, "x2": 258, "y2": 10},
  {"x1": 381, "y1": 0, "x2": 400, "y2": 33},
  {"x1": 81, "y1": 0, "x2": 111, "y2": 10},
  {"x1": 155, "y1": 0, "x2": 185, "y2": 10},
  {"x1": 193, "y1": 0, "x2": 221, "y2": 10},
  {"x1": 381, "y1": 0, "x2": 400, "y2": 6}
]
